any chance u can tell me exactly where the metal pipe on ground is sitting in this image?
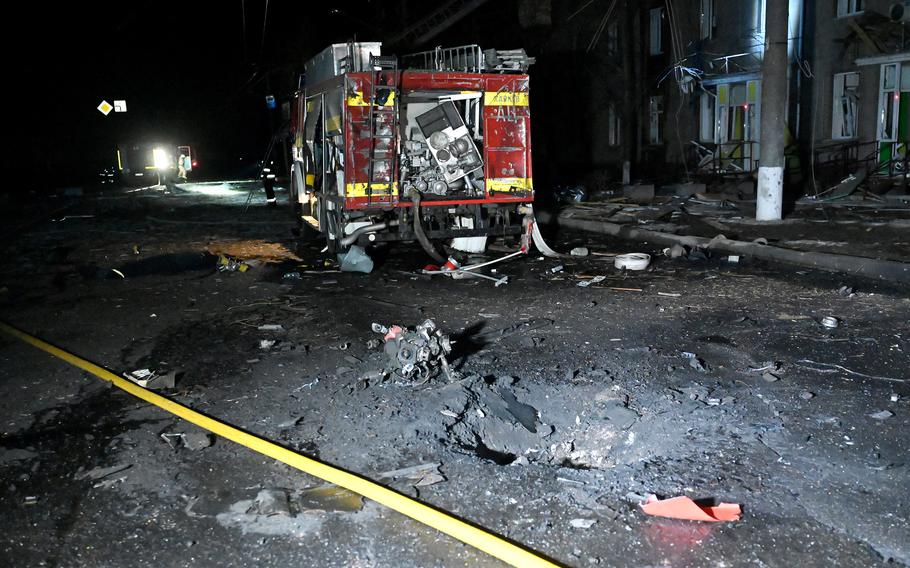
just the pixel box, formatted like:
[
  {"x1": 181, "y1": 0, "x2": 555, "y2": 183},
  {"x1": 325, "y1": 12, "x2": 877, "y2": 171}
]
[{"x1": 536, "y1": 210, "x2": 910, "y2": 283}]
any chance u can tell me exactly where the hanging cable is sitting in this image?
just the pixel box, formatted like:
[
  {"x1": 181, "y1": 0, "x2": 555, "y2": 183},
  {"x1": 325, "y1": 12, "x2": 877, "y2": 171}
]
[{"x1": 259, "y1": 0, "x2": 269, "y2": 60}]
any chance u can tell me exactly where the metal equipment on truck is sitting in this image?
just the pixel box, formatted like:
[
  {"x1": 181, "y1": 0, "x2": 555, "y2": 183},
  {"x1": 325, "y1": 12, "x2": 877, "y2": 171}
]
[{"x1": 288, "y1": 42, "x2": 534, "y2": 260}]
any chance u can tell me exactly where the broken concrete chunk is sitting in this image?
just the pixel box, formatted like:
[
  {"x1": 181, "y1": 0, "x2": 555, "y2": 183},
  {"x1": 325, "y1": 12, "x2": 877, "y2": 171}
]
[
  {"x1": 869, "y1": 410, "x2": 894, "y2": 420},
  {"x1": 602, "y1": 402, "x2": 639, "y2": 430},
  {"x1": 182, "y1": 431, "x2": 214, "y2": 451},
  {"x1": 800, "y1": 391, "x2": 815, "y2": 400},
  {"x1": 762, "y1": 372, "x2": 780, "y2": 383},
  {"x1": 414, "y1": 473, "x2": 446, "y2": 486},
  {"x1": 250, "y1": 489, "x2": 291, "y2": 517}
]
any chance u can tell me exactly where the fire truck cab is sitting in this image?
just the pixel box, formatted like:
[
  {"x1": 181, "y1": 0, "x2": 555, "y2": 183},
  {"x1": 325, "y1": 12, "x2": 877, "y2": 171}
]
[{"x1": 289, "y1": 43, "x2": 534, "y2": 257}]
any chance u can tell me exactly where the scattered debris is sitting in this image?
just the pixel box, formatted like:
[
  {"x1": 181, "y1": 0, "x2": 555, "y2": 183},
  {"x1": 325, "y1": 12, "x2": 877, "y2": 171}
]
[
  {"x1": 218, "y1": 254, "x2": 251, "y2": 273},
  {"x1": 259, "y1": 339, "x2": 276, "y2": 350},
  {"x1": 796, "y1": 359, "x2": 901, "y2": 383},
  {"x1": 182, "y1": 431, "x2": 214, "y2": 451},
  {"x1": 577, "y1": 276, "x2": 606, "y2": 288},
  {"x1": 372, "y1": 320, "x2": 453, "y2": 381},
  {"x1": 124, "y1": 368, "x2": 177, "y2": 389},
  {"x1": 249, "y1": 489, "x2": 291, "y2": 517},
  {"x1": 338, "y1": 245, "x2": 373, "y2": 273},
  {"x1": 682, "y1": 352, "x2": 710, "y2": 373},
  {"x1": 569, "y1": 518, "x2": 597, "y2": 529},
  {"x1": 838, "y1": 285, "x2": 855, "y2": 297},
  {"x1": 257, "y1": 324, "x2": 285, "y2": 332},
  {"x1": 74, "y1": 463, "x2": 132, "y2": 481},
  {"x1": 298, "y1": 486, "x2": 364, "y2": 512},
  {"x1": 23, "y1": 496, "x2": 38, "y2": 505},
  {"x1": 869, "y1": 410, "x2": 894, "y2": 420},
  {"x1": 554, "y1": 185, "x2": 587, "y2": 204},
  {"x1": 640, "y1": 494, "x2": 741, "y2": 522},
  {"x1": 602, "y1": 401, "x2": 639, "y2": 430},
  {"x1": 762, "y1": 372, "x2": 781, "y2": 383},
  {"x1": 570, "y1": 247, "x2": 589, "y2": 257},
  {"x1": 800, "y1": 391, "x2": 815, "y2": 400},
  {"x1": 375, "y1": 462, "x2": 446, "y2": 487},
  {"x1": 549, "y1": 265, "x2": 565, "y2": 274},
  {"x1": 614, "y1": 253, "x2": 651, "y2": 271},
  {"x1": 821, "y1": 316, "x2": 840, "y2": 329},
  {"x1": 749, "y1": 362, "x2": 782, "y2": 373},
  {"x1": 282, "y1": 271, "x2": 302, "y2": 280}
]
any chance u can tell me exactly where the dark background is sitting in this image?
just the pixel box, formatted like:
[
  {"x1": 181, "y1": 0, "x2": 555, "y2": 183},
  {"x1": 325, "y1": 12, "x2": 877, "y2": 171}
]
[{"x1": 8, "y1": 1, "x2": 573, "y2": 192}]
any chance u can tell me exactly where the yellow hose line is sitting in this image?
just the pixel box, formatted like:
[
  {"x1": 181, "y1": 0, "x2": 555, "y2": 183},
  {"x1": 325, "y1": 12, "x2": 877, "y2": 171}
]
[{"x1": 0, "y1": 321, "x2": 559, "y2": 568}]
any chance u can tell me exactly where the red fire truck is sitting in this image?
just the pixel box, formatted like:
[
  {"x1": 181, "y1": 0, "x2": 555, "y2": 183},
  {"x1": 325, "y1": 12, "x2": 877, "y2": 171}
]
[{"x1": 289, "y1": 43, "x2": 534, "y2": 259}]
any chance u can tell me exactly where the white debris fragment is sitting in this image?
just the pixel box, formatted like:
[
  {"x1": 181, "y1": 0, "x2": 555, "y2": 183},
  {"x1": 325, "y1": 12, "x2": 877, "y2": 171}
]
[
  {"x1": 577, "y1": 276, "x2": 606, "y2": 288},
  {"x1": 259, "y1": 339, "x2": 276, "y2": 350},
  {"x1": 570, "y1": 518, "x2": 597, "y2": 529}
]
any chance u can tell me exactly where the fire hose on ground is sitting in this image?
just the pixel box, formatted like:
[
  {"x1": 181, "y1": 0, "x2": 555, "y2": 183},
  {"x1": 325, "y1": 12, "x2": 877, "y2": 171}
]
[{"x1": 0, "y1": 321, "x2": 559, "y2": 568}]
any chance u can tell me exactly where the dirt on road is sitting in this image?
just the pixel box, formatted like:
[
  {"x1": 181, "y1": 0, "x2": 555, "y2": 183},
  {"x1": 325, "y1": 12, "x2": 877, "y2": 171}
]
[{"x1": 1, "y1": 183, "x2": 908, "y2": 567}]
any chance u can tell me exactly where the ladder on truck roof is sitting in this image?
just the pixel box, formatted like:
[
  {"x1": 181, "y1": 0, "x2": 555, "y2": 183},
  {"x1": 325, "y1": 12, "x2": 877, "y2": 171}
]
[{"x1": 366, "y1": 55, "x2": 400, "y2": 206}]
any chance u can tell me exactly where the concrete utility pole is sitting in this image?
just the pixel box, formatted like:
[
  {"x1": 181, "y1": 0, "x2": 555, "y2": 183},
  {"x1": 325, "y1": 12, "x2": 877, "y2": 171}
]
[{"x1": 756, "y1": 0, "x2": 789, "y2": 220}]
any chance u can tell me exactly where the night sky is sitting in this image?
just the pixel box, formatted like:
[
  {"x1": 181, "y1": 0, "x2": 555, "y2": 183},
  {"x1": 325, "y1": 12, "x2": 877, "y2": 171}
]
[{"x1": 12, "y1": 1, "x2": 530, "y2": 190}]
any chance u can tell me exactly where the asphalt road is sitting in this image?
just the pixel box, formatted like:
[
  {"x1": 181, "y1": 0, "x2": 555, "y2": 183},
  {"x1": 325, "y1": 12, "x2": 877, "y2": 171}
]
[{"x1": 1, "y1": 182, "x2": 908, "y2": 567}]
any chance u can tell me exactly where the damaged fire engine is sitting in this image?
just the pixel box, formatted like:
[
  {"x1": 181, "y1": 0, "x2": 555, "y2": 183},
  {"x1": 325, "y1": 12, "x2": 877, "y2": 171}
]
[{"x1": 289, "y1": 43, "x2": 534, "y2": 261}]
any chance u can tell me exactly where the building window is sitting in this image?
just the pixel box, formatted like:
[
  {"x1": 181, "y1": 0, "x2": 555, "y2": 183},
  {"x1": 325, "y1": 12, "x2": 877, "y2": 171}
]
[
  {"x1": 700, "y1": 0, "x2": 714, "y2": 40},
  {"x1": 836, "y1": 0, "x2": 864, "y2": 17},
  {"x1": 649, "y1": 8, "x2": 664, "y2": 55},
  {"x1": 878, "y1": 63, "x2": 900, "y2": 142},
  {"x1": 648, "y1": 96, "x2": 663, "y2": 144},
  {"x1": 753, "y1": 0, "x2": 766, "y2": 33},
  {"x1": 608, "y1": 103, "x2": 621, "y2": 146},
  {"x1": 832, "y1": 72, "x2": 859, "y2": 139}
]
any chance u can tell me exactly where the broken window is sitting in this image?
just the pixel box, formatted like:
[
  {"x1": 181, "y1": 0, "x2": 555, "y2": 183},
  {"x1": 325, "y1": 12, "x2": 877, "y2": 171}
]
[
  {"x1": 648, "y1": 96, "x2": 663, "y2": 144},
  {"x1": 608, "y1": 102, "x2": 621, "y2": 146},
  {"x1": 649, "y1": 8, "x2": 663, "y2": 55},
  {"x1": 836, "y1": 0, "x2": 863, "y2": 17},
  {"x1": 878, "y1": 63, "x2": 900, "y2": 142},
  {"x1": 700, "y1": 0, "x2": 714, "y2": 40},
  {"x1": 832, "y1": 72, "x2": 859, "y2": 140}
]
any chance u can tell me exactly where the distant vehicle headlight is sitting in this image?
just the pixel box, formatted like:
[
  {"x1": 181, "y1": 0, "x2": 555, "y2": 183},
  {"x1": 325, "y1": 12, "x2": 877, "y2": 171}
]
[{"x1": 153, "y1": 148, "x2": 170, "y2": 170}]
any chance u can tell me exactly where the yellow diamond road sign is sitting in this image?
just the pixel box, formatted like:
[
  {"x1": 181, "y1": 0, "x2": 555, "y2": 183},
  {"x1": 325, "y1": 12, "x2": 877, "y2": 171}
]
[{"x1": 97, "y1": 100, "x2": 113, "y2": 116}]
